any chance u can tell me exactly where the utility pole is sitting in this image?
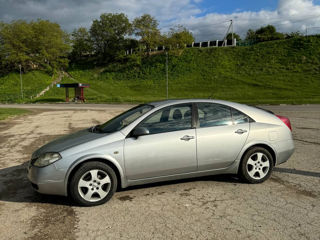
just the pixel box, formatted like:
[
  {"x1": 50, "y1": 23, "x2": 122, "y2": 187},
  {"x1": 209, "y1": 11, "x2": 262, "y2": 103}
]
[
  {"x1": 222, "y1": 20, "x2": 233, "y2": 46},
  {"x1": 166, "y1": 51, "x2": 168, "y2": 99},
  {"x1": 19, "y1": 64, "x2": 23, "y2": 99},
  {"x1": 231, "y1": 19, "x2": 234, "y2": 46}
]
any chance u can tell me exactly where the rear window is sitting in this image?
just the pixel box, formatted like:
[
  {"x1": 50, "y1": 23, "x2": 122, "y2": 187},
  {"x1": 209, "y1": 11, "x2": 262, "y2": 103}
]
[
  {"x1": 231, "y1": 108, "x2": 249, "y2": 124},
  {"x1": 197, "y1": 103, "x2": 233, "y2": 127}
]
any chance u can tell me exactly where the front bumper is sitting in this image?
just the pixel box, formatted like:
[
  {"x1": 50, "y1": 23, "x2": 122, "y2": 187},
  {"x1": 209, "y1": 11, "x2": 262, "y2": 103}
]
[{"x1": 27, "y1": 162, "x2": 67, "y2": 196}]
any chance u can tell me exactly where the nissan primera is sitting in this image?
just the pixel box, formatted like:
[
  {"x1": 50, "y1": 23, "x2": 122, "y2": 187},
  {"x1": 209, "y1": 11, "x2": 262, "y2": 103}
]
[{"x1": 28, "y1": 99, "x2": 294, "y2": 206}]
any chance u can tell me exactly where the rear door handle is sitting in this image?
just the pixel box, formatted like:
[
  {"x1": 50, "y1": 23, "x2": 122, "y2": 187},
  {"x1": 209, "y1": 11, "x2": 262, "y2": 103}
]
[
  {"x1": 180, "y1": 135, "x2": 195, "y2": 141},
  {"x1": 235, "y1": 129, "x2": 247, "y2": 134}
]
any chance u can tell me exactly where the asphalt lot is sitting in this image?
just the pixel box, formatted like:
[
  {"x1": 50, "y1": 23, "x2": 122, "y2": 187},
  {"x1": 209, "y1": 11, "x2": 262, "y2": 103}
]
[{"x1": 0, "y1": 104, "x2": 319, "y2": 240}]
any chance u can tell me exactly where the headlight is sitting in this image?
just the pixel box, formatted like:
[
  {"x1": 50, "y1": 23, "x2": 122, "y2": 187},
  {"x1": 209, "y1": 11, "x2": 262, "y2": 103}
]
[{"x1": 33, "y1": 153, "x2": 62, "y2": 167}]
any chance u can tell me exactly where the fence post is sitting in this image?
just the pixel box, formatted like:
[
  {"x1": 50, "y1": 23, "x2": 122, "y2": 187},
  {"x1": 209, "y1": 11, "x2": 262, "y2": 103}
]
[
  {"x1": 224, "y1": 39, "x2": 227, "y2": 47},
  {"x1": 199, "y1": 42, "x2": 202, "y2": 48},
  {"x1": 192, "y1": 42, "x2": 194, "y2": 48},
  {"x1": 233, "y1": 38, "x2": 237, "y2": 46},
  {"x1": 208, "y1": 41, "x2": 210, "y2": 47},
  {"x1": 216, "y1": 40, "x2": 218, "y2": 47}
]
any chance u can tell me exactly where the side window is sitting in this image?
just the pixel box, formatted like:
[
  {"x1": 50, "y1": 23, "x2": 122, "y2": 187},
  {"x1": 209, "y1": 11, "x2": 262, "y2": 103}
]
[
  {"x1": 138, "y1": 104, "x2": 192, "y2": 134},
  {"x1": 197, "y1": 103, "x2": 232, "y2": 127},
  {"x1": 231, "y1": 108, "x2": 249, "y2": 124}
]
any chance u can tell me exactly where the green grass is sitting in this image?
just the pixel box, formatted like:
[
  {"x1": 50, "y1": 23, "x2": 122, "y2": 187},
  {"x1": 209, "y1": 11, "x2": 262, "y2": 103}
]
[
  {"x1": 0, "y1": 71, "x2": 54, "y2": 102},
  {"x1": 2, "y1": 36, "x2": 320, "y2": 104},
  {"x1": 0, "y1": 108, "x2": 30, "y2": 120}
]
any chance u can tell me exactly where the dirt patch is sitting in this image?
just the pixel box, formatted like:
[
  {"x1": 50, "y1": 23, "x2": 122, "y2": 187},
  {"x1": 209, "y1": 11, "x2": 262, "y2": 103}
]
[
  {"x1": 118, "y1": 195, "x2": 135, "y2": 201},
  {"x1": 270, "y1": 175, "x2": 318, "y2": 198},
  {"x1": 28, "y1": 203, "x2": 77, "y2": 240},
  {"x1": 294, "y1": 138, "x2": 320, "y2": 146},
  {"x1": 179, "y1": 192, "x2": 191, "y2": 197},
  {"x1": 0, "y1": 163, "x2": 30, "y2": 200},
  {"x1": 0, "y1": 134, "x2": 78, "y2": 240}
]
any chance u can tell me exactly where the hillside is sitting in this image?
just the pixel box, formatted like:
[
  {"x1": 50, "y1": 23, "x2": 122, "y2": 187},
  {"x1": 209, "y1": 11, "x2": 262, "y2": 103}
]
[
  {"x1": 0, "y1": 71, "x2": 55, "y2": 102},
  {"x1": 1, "y1": 36, "x2": 320, "y2": 104}
]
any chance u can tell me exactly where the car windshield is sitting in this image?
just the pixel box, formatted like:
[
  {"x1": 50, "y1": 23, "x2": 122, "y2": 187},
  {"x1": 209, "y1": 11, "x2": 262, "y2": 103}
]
[{"x1": 97, "y1": 104, "x2": 154, "y2": 133}]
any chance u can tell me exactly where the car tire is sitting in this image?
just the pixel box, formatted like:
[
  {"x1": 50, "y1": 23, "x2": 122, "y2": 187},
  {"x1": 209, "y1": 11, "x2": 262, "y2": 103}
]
[
  {"x1": 239, "y1": 147, "x2": 274, "y2": 184},
  {"x1": 69, "y1": 161, "x2": 117, "y2": 206}
]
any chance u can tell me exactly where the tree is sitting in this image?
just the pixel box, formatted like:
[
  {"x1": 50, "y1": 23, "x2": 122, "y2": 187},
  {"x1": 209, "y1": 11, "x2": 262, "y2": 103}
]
[
  {"x1": 70, "y1": 27, "x2": 93, "y2": 61},
  {"x1": 164, "y1": 25, "x2": 194, "y2": 49},
  {"x1": 30, "y1": 20, "x2": 71, "y2": 71},
  {"x1": 124, "y1": 38, "x2": 139, "y2": 51},
  {"x1": 226, "y1": 32, "x2": 241, "y2": 41},
  {"x1": 133, "y1": 14, "x2": 161, "y2": 53},
  {"x1": 245, "y1": 29, "x2": 256, "y2": 41},
  {"x1": 90, "y1": 13, "x2": 131, "y2": 62},
  {"x1": 285, "y1": 31, "x2": 303, "y2": 39},
  {"x1": 255, "y1": 25, "x2": 284, "y2": 42},
  {"x1": 0, "y1": 20, "x2": 33, "y2": 72},
  {"x1": 245, "y1": 25, "x2": 284, "y2": 43},
  {"x1": 0, "y1": 19, "x2": 70, "y2": 73}
]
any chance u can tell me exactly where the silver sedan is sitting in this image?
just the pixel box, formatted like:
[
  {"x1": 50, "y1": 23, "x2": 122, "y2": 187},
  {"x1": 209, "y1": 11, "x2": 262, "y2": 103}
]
[{"x1": 27, "y1": 99, "x2": 294, "y2": 206}]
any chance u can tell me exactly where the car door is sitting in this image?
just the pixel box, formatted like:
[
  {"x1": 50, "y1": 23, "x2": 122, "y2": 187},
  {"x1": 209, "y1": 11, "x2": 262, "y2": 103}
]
[
  {"x1": 124, "y1": 103, "x2": 197, "y2": 180},
  {"x1": 196, "y1": 103, "x2": 250, "y2": 170}
]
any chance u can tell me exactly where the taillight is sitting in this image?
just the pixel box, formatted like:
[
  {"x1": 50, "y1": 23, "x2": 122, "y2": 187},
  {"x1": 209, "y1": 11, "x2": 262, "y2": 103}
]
[{"x1": 276, "y1": 115, "x2": 292, "y2": 131}]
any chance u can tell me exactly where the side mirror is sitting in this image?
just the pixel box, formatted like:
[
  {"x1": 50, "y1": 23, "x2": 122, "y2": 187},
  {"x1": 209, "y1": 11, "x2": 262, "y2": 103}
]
[{"x1": 132, "y1": 127, "x2": 149, "y2": 138}]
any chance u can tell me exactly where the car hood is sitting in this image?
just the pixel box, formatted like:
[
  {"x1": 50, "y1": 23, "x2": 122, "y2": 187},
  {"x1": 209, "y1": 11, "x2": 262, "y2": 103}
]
[{"x1": 32, "y1": 128, "x2": 106, "y2": 158}]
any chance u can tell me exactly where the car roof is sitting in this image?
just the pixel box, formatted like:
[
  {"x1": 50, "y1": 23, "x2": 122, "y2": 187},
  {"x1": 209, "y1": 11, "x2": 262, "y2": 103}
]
[{"x1": 149, "y1": 99, "x2": 237, "y2": 107}]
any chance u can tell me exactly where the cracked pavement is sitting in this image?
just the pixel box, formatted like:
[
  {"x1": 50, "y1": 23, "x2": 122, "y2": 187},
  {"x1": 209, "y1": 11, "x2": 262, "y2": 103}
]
[{"x1": 0, "y1": 104, "x2": 319, "y2": 240}]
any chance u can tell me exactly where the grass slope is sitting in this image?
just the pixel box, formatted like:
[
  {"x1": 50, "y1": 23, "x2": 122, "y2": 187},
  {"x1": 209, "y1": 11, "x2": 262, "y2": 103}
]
[
  {"x1": 0, "y1": 71, "x2": 54, "y2": 102},
  {"x1": 3, "y1": 36, "x2": 320, "y2": 104}
]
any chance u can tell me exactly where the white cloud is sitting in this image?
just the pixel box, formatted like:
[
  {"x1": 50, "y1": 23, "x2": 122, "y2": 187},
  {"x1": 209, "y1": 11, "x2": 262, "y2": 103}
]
[
  {"x1": 0, "y1": 0, "x2": 202, "y2": 30},
  {"x1": 1, "y1": 0, "x2": 320, "y2": 41},
  {"x1": 181, "y1": 0, "x2": 320, "y2": 41}
]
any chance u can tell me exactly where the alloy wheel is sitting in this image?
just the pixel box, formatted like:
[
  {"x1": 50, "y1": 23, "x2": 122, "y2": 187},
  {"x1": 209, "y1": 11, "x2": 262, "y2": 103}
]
[
  {"x1": 246, "y1": 152, "x2": 270, "y2": 180},
  {"x1": 77, "y1": 169, "x2": 111, "y2": 202}
]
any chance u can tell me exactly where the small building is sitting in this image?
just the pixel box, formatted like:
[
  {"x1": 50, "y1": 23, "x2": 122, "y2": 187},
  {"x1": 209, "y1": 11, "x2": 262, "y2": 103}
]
[{"x1": 57, "y1": 83, "x2": 90, "y2": 102}]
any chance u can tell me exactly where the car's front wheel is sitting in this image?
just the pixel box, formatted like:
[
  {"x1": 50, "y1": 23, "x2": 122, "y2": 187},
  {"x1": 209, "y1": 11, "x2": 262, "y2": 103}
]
[
  {"x1": 69, "y1": 161, "x2": 117, "y2": 206},
  {"x1": 239, "y1": 147, "x2": 274, "y2": 183}
]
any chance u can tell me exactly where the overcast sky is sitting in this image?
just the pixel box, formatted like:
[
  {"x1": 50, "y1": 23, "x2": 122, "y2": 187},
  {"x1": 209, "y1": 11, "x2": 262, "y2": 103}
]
[{"x1": 1, "y1": 0, "x2": 320, "y2": 41}]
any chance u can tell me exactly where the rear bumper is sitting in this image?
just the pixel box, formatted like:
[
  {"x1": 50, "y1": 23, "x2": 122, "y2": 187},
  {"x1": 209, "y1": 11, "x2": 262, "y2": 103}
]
[
  {"x1": 27, "y1": 162, "x2": 67, "y2": 196},
  {"x1": 273, "y1": 139, "x2": 295, "y2": 165}
]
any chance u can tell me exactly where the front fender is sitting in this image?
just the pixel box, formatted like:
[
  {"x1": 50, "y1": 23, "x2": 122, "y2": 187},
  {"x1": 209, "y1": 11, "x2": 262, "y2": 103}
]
[{"x1": 64, "y1": 153, "x2": 128, "y2": 195}]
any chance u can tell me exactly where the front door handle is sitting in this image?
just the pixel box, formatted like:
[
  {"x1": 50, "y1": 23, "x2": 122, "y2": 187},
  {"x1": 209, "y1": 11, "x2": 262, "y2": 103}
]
[
  {"x1": 180, "y1": 135, "x2": 195, "y2": 141},
  {"x1": 235, "y1": 129, "x2": 247, "y2": 134}
]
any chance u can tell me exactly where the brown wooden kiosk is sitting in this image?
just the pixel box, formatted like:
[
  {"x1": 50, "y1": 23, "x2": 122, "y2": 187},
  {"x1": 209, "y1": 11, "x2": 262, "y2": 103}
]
[{"x1": 57, "y1": 83, "x2": 90, "y2": 102}]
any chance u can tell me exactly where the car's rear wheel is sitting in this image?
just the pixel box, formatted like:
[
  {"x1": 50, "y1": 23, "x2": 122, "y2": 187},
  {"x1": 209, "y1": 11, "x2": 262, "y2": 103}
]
[
  {"x1": 239, "y1": 147, "x2": 274, "y2": 183},
  {"x1": 70, "y1": 161, "x2": 117, "y2": 206}
]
